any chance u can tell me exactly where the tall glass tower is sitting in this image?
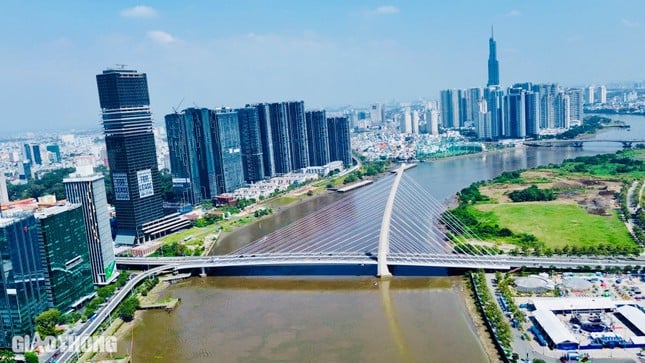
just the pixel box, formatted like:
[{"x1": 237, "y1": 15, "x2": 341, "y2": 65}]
[
  {"x1": 35, "y1": 204, "x2": 95, "y2": 311},
  {"x1": 165, "y1": 108, "x2": 218, "y2": 205},
  {"x1": 211, "y1": 109, "x2": 245, "y2": 194},
  {"x1": 64, "y1": 173, "x2": 117, "y2": 285},
  {"x1": 305, "y1": 110, "x2": 330, "y2": 167},
  {"x1": 487, "y1": 26, "x2": 500, "y2": 87},
  {"x1": 236, "y1": 106, "x2": 265, "y2": 183},
  {"x1": 96, "y1": 68, "x2": 164, "y2": 244},
  {"x1": 286, "y1": 101, "x2": 309, "y2": 170},
  {"x1": 327, "y1": 116, "x2": 352, "y2": 167},
  {"x1": 267, "y1": 102, "x2": 292, "y2": 174},
  {"x1": 0, "y1": 212, "x2": 49, "y2": 347}
]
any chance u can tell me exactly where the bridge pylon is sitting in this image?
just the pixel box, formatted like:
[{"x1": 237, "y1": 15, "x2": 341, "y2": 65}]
[{"x1": 377, "y1": 163, "x2": 407, "y2": 278}]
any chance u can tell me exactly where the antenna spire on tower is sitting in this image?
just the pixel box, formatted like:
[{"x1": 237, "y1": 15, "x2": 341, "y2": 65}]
[{"x1": 491, "y1": 25, "x2": 494, "y2": 38}]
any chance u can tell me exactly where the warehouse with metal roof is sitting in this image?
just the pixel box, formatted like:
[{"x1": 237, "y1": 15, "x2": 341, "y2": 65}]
[
  {"x1": 532, "y1": 310, "x2": 579, "y2": 350},
  {"x1": 615, "y1": 305, "x2": 645, "y2": 336}
]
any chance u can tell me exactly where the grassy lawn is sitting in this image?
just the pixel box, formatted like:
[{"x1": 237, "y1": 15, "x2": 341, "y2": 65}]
[
  {"x1": 475, "y1": 202, "x2": 635, "y2": 249},
  {"x1": 272, "y1": 196, "x2": 299, "y2": 206},
  {"x1": 159, "y1": 227, "x2": 210, "y2": 244}
]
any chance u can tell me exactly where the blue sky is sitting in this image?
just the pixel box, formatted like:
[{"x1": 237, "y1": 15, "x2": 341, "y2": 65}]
[{"x1": 1, "y1": 1, "x2": 644, "y2": 134}]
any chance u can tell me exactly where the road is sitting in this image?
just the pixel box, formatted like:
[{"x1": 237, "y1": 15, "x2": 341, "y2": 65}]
[{"x1": 54, "y1": 265, "x2": 174, "y2": 363}]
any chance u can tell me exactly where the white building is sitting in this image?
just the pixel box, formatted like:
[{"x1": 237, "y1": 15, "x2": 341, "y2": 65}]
[
  {"x1": 411, "y1": 110, "x2": 420, "y2": 134},
  {"x1": 400, "y1": 109, "x2": 412, "y2": 134},
  {"x1": 0, "y1": 174, "x2": 8, "y2": 205},
  {"x1": 597, "y1": 85, "x2": 607, "y2": 104}
]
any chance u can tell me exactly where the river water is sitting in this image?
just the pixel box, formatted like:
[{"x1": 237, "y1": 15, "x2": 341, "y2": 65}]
[{"x1": 118, "y1": 115, "x2": 644, "y2": 363}]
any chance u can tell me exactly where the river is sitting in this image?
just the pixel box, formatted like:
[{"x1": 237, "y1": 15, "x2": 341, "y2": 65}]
[{"x1": 117, "y1": 114, "x2": 644, "y2": 363}]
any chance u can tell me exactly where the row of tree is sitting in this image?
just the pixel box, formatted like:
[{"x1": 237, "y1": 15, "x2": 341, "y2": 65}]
[{"x1": 468, "y1": 270, "x2": 513, "y2": 351}]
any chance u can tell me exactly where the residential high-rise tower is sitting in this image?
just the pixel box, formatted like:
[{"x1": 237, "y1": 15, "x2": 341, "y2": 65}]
[
  {"x1": 305, "y1": 110, "x2": 330, "y2": 167},
  {"x1": 286, "y1": 101, "x2": 309, "y2": 170},
  {"x1": 327, "y1": 116, "x2": 352, "y2": 167},
  {"x1": 211, "y1": 109, "x2": 244, "y2": 194},
  {"x1": 236, "y1": 106, "x2": 265, "y2": 183}
]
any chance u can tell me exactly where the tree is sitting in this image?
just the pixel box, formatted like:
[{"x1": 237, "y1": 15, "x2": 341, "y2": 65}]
[
  {"x1": 35, "y1": 309, "x2": 62, "y2": 337},
  {"x1": 118, "y1": 296, "x2": 140, "y2": 322},
  {"x1": 159, "y1": 169, "x2": 174, "y2": 202},
  {"x1": 343, "y1": 173, "x2": 358, "y2": 184},
  {"x1": 24, "y1": 352, "x2": 38, "y2": 363},
  {"x1": 0, "y1": 350, "x2": 15, "y2": 363}
]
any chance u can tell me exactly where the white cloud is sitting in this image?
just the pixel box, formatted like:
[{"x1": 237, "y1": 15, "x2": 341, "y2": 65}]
[
  {"x1": 374, "y1": 5, "x2": 399, "y2": 15},
  {"x1": 121, "y1": 5, "x2": 157, "y2": 18},
  {"x1": 147, "y1": 30, "x2": 176, "y2": 44},
  {"x1": 622, "y1": 18, "x2": 641, "y2": 28},
  {"x1": 505, "y1": 9, "x2": 521, "y2": 17}
]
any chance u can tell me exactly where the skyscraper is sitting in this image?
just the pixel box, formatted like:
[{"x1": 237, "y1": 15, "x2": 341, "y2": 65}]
[
  {"x1": 267, "y1": 102, "x2": 292, "y2": 174},
  {"x1": 566, "y1": 88, "x2": 584, "y2": 124},
  {"x1": 165, "y1": 108, "x2": 217, "y2": 205},
  {"x1": 535, "y1": 83, "x2": 558, "y2": 129},
  {"x1": 0, "y1": 212, "x2": 49, "y2": 347},
  {"x1": 487, "y1": 26, "x2": 500, "y2": 87},
  {"x1": 22, "y1": 144, "x2": 33, "y2": 164},
  {"x1": 597, "y1": 85, "x2": 607, "y2": 104},
  {"x1": 236, "y1": 106, "x2": 265, "y2": 183},
  {"x1": 0, "y1": 174, "x2": 8, "y2": 205},
  {"x1": 400, "y1": 108, "x2": 412, "y2": 133},
  {"x1": 63, "y1": 173, "x2": 117, "y2": 285},
  {"x1": 411, "y1": 110, "x2": 420, "y2": 134},
  {"x1": 475, "y1": 99, "x2": 492, "y2": 139},
  {"x1": 31, "y1": 145, "x2": 42, "y2": 165},
  {"x1": 46, "y1": 144, "x2": 61, "y2": 164},
  {"x1": 211, "y1": 109, "x2": 244, "y2": 194},
  {"x1": 35, "y1": 204, "x2": 95, "y2": 312},
  {"x1": 327, "y1": 116, "x2": 352, "y2": 167},
  {"x1": 586, "y1": 86, "x2": 595, "y2": 104},
  {"x1": 305, "y1": 110, "x2": 330, "y2": 167},
  {"x1": 525, "y1": 91, "x2": 541, "y2": 137},
  {"x1": 286, "y1": 101, "x2": 309, "y2": 170},
  {"x1": 504, "y1": 88, "x2": 526, "y2": 138},
  {"x1": 440, "y1": 89, "x2": 460, "y2": 129},
  {"x1": 96, "y1": 68, "x2": 163, "y2": 243},
  {"x1": 554, "y1": 92, "x2": 571, "y2": 129},
  {"x1": 485, "y1": 87, "x2": 504, "y2": 139},
  {"x1": 254, "y1": 103, "x2": 275, "y2": 178}
]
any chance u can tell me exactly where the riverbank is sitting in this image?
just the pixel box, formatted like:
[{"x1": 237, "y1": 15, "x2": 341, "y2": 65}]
[
  {"x1": 88, "y1": 280, "x2": 172, "y2": 362},
  {"x1": 456, "y1": 278, "x2": 500, "y2": 363}
]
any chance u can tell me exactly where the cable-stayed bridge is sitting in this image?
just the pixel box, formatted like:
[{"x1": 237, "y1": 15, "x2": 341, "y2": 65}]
[{"x1": 117, "y1": 164, "x2": 642, "y2": 274}]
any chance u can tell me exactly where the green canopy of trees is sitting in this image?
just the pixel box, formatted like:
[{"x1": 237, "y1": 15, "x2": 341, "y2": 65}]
[
  {"x1": 7, "y1": 167, "x2": 75, "y2": 201},
  {"x1": 35, "y1": 309, "x2": 62, "y2": 337},
  {"x1": 508, "y1": 185, "x2": 556, "y2": 202}
]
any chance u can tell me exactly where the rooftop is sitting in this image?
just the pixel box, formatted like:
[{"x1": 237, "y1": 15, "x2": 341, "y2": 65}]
[{"x1": 533, "y1": 309, "x2": 579, "y2": 346}]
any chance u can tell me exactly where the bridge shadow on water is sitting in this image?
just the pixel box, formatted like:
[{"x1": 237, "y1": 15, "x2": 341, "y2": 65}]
[{"x1": 190, "y1": 264, "x2": 464, "y2": 277}]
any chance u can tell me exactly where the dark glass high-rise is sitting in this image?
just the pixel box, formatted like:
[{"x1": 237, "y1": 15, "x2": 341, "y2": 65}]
[
  {"x1": 487, "y1": 26, "x2": 500, "y2": 87},
  {"x1": 96, "y1": 68, "x2": 164, "y2": 244}
]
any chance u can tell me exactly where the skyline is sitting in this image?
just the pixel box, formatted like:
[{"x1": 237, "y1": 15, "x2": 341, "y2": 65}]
[{"x1": 1, "y1": 1, "x2": 645, "y2": 134}]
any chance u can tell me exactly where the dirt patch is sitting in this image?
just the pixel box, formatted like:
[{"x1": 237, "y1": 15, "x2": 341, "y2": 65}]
[{"x1": 480, "y1": 174, "x2": 622, "y2": 215}]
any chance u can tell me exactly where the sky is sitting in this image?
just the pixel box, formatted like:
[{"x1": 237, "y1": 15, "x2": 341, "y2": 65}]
[{"x1": 1, "y1": 1, "x2": 644, "y2": 134}]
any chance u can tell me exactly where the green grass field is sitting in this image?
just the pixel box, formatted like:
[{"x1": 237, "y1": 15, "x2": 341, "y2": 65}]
[
  {"x1": 475, "y1": 202, "x2": 635, "y2": 248},
  {"x1": 159, "y1": 226, "x2": 210, "y2": 244}
]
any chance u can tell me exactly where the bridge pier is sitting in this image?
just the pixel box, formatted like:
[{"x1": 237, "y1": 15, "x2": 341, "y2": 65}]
[
  {"x1": 622, "y1": 141, "x2": 633, "y2": 148},
  {"x1": 377, "y1": 164, "x2": 407, "y2": 278},
  {"x1": 200, "y1": 267, "x2": 206, "y2": 277}
]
